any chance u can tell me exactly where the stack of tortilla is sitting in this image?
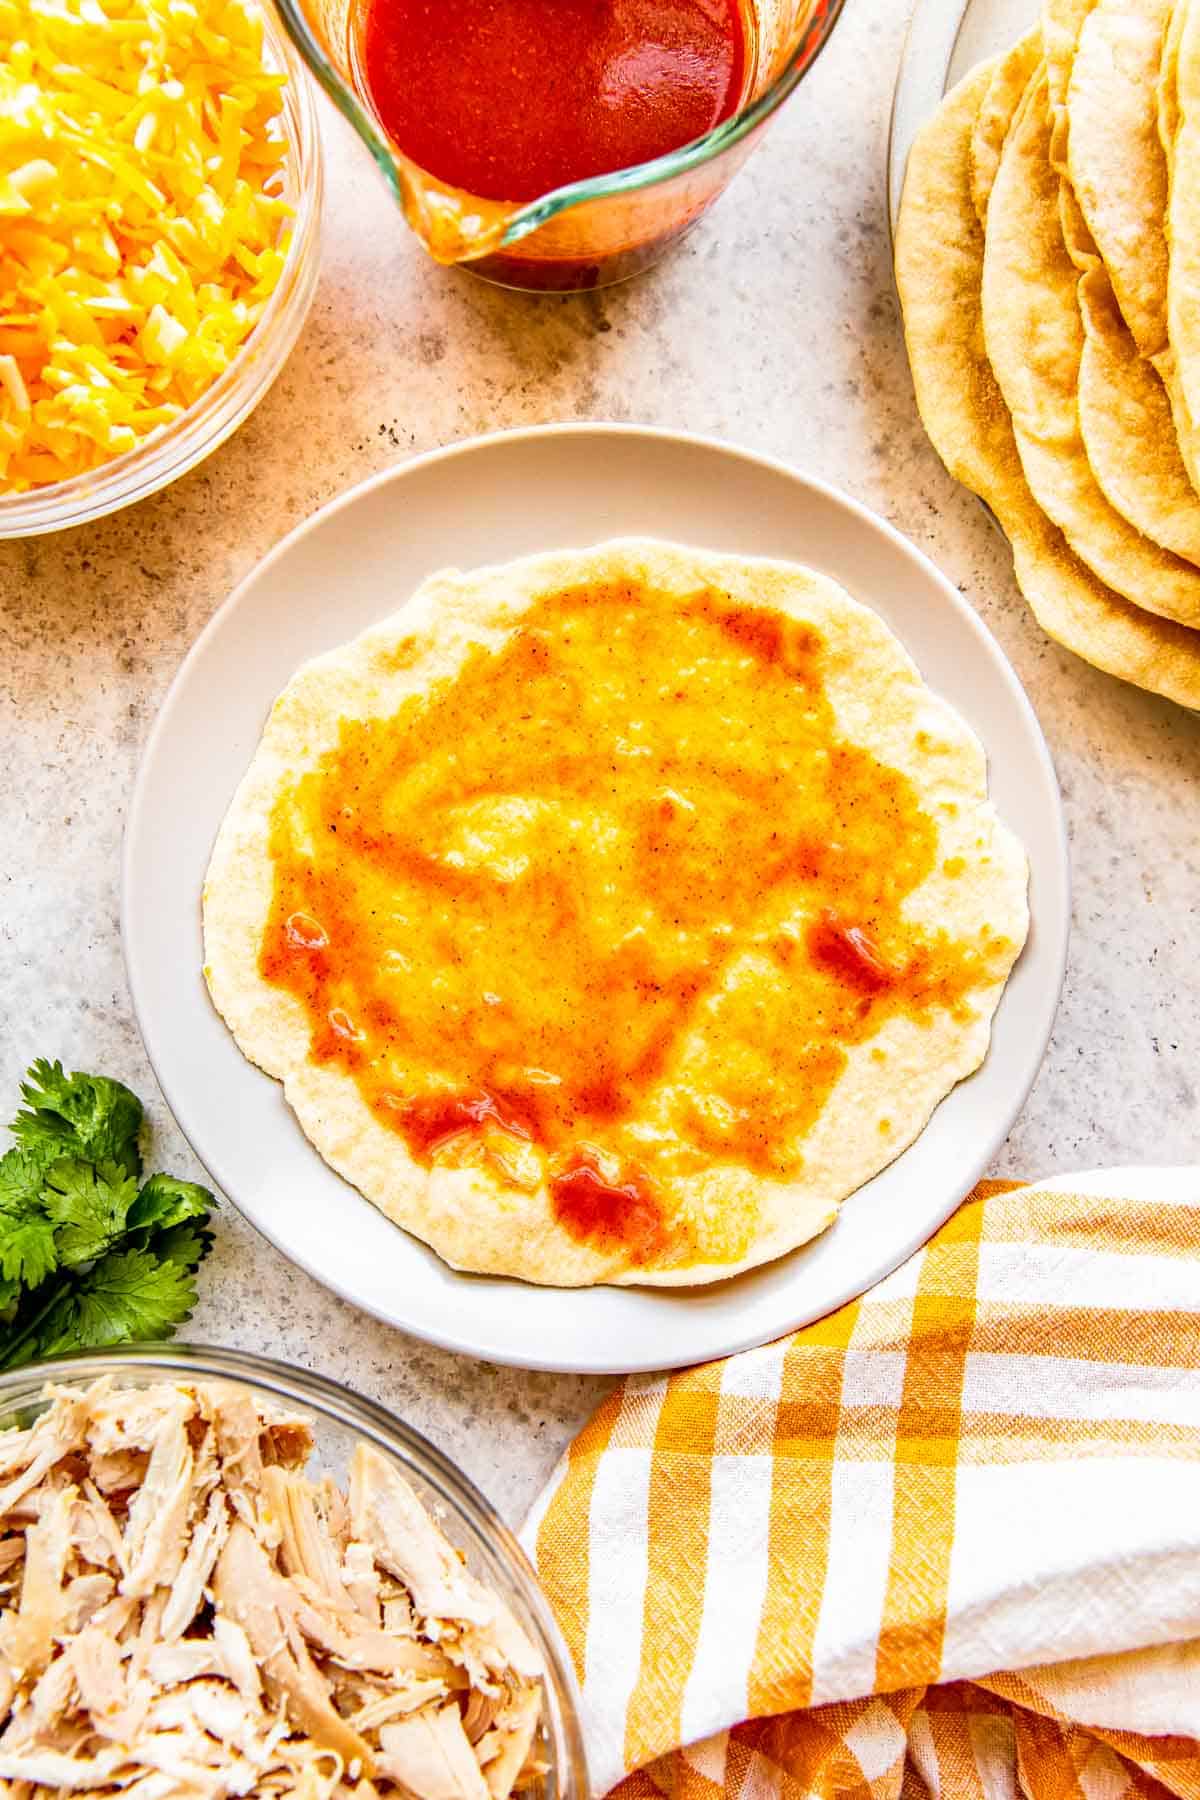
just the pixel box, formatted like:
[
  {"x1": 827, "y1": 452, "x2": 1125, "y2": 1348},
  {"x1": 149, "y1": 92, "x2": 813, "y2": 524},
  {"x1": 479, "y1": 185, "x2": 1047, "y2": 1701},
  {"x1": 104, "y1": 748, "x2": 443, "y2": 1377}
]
[{"x1": 895, "y1": 0, "x2": 1200, "y2": 708}]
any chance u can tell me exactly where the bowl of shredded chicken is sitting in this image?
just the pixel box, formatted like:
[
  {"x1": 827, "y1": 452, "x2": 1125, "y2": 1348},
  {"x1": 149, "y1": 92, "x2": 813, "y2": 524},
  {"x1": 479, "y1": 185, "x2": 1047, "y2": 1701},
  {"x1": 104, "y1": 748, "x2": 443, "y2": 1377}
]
[
  {"x1": 0, "y1": 0, "x2": 322, "y2": 534},
  {"x1": 0, "y1": 1352, "x2": 587, "y2": 1799}
]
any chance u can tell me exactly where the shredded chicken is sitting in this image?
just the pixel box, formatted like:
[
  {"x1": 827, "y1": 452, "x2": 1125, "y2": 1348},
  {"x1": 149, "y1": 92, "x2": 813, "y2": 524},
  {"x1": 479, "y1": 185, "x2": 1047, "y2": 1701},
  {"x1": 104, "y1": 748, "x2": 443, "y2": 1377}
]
[{"x1": 0, "y1": 1381, "x2": 547, "y2": 1800}]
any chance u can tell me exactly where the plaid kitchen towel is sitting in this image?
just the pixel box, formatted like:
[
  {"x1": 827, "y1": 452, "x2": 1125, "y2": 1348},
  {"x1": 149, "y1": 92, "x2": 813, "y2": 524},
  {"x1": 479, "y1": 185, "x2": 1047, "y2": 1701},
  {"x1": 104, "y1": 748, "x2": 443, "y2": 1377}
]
[{"x1": 522, "y1": 1173, "x2": 1200, "y2": 1799}]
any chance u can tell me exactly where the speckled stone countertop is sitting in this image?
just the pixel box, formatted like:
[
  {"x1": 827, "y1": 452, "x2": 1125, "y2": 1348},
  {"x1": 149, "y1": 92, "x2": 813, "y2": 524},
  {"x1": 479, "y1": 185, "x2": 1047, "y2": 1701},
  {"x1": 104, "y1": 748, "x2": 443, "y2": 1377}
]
[{"x1": 3, "y1": 1, "x2": 1199, "y2": 1528}]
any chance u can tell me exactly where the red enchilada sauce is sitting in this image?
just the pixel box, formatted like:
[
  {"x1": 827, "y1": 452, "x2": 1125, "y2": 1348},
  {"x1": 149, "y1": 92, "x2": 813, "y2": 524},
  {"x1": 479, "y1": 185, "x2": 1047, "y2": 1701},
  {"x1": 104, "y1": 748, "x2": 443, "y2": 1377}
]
[
  {"x1": 260, "y1": 581, "x2": 1006, "y2": 1271},
  {"x1": 550, "y1": 1154, "x2": 667, "y2": 1264},
  {"x1": 360, "y1": 0, "x2": 748, "y2": 203}
]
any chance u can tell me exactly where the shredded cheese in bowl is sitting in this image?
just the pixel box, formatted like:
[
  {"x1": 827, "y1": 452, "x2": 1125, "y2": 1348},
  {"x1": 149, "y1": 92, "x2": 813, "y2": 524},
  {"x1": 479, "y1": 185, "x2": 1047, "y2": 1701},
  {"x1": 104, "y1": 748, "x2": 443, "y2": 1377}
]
[{"x1": 0, "y1": 0, "x2": 301, "y2": 496}]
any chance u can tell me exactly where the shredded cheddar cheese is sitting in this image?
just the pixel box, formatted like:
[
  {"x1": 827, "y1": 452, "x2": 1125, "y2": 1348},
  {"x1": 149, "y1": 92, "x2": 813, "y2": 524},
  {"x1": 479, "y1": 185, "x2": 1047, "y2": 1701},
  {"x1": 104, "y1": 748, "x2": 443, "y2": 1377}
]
[{"x1": 0, "y1": 0, "x2": 292, "y2": 491}]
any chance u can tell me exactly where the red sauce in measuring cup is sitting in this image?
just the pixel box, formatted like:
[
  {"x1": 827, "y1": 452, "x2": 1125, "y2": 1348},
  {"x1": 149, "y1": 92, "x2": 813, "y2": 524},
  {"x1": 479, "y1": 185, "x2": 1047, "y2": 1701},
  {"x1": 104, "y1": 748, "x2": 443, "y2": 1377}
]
[{"x1": 360, "y1": 0, "x2": 748, "y2": 203}]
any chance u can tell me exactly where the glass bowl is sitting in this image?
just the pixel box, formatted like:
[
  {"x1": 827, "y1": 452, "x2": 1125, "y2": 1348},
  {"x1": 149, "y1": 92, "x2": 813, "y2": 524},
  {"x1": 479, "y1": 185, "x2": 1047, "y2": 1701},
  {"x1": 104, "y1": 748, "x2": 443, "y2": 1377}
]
[
  {"x1": 272, "y1": 0, "x2": 848, "y2": 290},
  {"x1": 0, "y1": 6, "x2": 323, "y2": 539},
  {"x1": 0, "y1": 1343, "x2": 589, "y2": 1800}
]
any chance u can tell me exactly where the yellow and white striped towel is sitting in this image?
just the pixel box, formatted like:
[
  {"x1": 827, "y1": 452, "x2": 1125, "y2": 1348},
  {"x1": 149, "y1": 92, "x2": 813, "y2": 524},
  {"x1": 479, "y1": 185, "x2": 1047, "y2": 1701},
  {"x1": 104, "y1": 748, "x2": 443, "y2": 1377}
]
[{"x1": 523, "y1": 1173, "x2": 1200, "y2": 1799}]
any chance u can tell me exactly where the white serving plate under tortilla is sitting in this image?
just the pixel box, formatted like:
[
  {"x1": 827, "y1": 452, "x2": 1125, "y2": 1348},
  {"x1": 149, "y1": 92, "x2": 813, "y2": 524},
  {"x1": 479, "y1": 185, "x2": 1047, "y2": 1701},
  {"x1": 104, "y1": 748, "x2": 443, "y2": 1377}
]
[
  {"x1": 123, "y1": 425, "x2": 1069, "y2": 1374},
  {"x1": 888, "y1": 0, "x2": 1038, "y2": 230}
]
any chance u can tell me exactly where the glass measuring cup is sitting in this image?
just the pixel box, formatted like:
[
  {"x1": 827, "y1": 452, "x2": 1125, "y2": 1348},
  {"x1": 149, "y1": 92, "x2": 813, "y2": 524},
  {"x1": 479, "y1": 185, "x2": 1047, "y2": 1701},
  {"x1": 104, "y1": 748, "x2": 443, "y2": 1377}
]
[{"x1": 270, "y1": 0, "x2": 848, "y2": 290}]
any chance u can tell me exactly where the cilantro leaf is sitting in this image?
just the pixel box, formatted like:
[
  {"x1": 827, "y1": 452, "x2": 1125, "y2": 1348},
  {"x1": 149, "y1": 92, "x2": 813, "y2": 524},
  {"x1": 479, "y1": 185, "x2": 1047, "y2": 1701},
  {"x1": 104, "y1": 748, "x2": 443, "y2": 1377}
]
[
  {"x1": 0, "y1": 1217, "x2": 57, "y2": 1289},
  {"x1": 32, "y1": 1247, "x2": 200, "y2": 1360},
  {"x1": 0, "y1": 1146, "x2": 44, "y2": 1214},
  {"x1": 126, "y1": 1173, "x2": 213, "y2": 1239},
  {"x1": 15, "y1": 1059, "x2": 76, "y2": 1115},
  {"x1": 12, "y1": 1060, "x2": 143, "y2": 1179},
  {"x1": 0, "y1": 1061, "x2": 215, "y2": 1371},
  {"x1": 152, "y1": 1224, "x2": 213, "y2": 1281},
  {"x1": 41, "y1": 1159, "x2": 139, "y2": 1268},
  {"x1": 0, "y1": 1149, "x2": 58, "y2": 1287},
  {"x1": 149, "y1": 1221, "x2": 213, "y2": 1270},
  {"x1": 6, "y1": 1105, "x2": 79, "y2": 1175}
]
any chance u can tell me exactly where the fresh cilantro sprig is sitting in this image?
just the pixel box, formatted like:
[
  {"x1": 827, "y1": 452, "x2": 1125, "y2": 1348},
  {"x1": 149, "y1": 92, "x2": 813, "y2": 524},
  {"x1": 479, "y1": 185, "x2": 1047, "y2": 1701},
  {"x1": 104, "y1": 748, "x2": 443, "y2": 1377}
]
[{"x1": 0, "y1": 1060, "x2": 215, "y2": 1370}]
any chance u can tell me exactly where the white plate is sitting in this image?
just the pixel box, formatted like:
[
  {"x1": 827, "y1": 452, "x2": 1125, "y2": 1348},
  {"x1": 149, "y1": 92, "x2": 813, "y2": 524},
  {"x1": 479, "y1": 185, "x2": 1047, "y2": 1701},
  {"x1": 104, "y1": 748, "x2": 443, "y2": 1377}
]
[
  {"x1": 888, "y1": 0, "x2": 1038, "y2": 231},
  {"x1": 123, "y1": 424, "x2": 1069, "y2": 1375}
]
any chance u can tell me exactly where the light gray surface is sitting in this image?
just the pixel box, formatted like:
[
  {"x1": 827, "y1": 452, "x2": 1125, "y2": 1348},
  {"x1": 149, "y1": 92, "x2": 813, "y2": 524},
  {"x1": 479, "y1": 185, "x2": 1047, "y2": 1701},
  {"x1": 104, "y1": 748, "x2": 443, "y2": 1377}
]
[{"x1": 2, "y1": 1, "x2": 1198, "y2": 1526}]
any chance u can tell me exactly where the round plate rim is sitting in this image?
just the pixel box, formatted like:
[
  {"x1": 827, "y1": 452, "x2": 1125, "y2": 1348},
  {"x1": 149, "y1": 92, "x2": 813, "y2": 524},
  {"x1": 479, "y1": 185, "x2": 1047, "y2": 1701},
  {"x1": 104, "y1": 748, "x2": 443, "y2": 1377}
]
[{"x1": 122, "y1": 421, "x2": 1070, "y2": 1374}]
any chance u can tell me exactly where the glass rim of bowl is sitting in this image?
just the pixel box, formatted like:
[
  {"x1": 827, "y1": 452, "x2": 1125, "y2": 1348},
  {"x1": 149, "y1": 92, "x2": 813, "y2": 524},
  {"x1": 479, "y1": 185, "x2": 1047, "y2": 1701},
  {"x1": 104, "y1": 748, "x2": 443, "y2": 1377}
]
[
  {"x1": 0, "y1": 1, "x2": 324, "y2": 539},
  {"x1": 0, "y1": 1341, "x2": 591, "y2": 1800},
  {"x1": 272, "y1": 0, "x2": 848, "y2": 252}
]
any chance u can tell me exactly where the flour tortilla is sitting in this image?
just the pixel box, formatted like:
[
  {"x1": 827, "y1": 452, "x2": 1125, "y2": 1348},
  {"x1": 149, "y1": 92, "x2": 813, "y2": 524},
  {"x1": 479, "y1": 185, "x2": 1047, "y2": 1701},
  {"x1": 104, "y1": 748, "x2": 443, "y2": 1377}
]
[
  {"x1": 1068, "y1": 0, "x2": 1172, "y2": 357},
  {"x1": 971, "y1": 28, "x2": 1042, "y2": 222},
  {"x1": 1156, "y1": 353, "x2": 1200, "y2": 492},
  {"x1": 982, "y1": 74, "x2": 1200, "y2": 626},
  {"x1": 1044, "y1": 0, "x2": 1097, "y2": 159},
  {"x1": 1153, "y1": 0, "x2": 1200, "y2": 490},
  {"x1": 1067, "y1": 0, "x2": 1200, "y2": 521},
  {"x1": 896, "y1": 55, "x2": 1200, "y2": 706},
  {"x1": 203, "y1": 540, "x2": 1029, "y2": 1289},
  {"x1": 1061, "y1": 113, "x2": 1200, "y2": 563},
  {"x1": 1166, "y1": 0, "x2": 1200, "y2": 446},
  {"x1": 1160, "y1": 0, "x2": 1186, "y2": 160},
  {"x1": 1028, "y1": 0, "x2": 1200, "y2": 559},
  {"x1": 1077, "y1": 257, "x2": 1200, "y2": 562}
]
